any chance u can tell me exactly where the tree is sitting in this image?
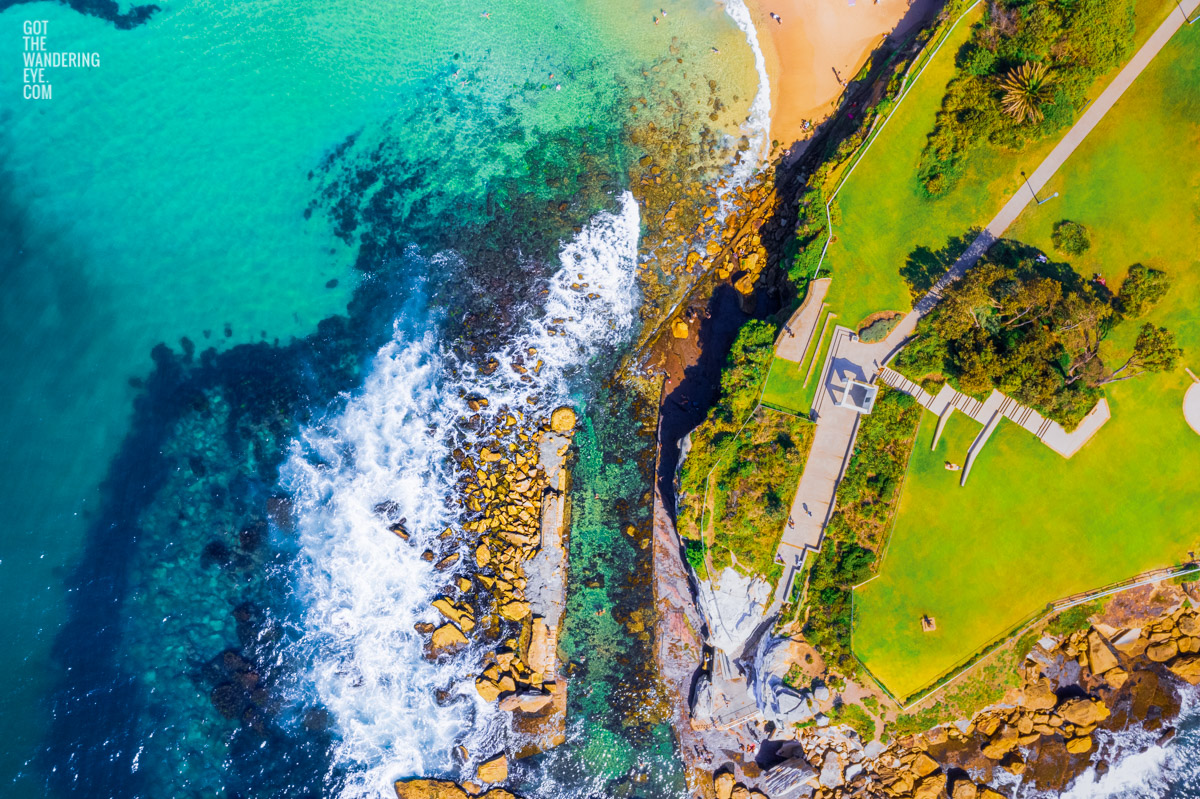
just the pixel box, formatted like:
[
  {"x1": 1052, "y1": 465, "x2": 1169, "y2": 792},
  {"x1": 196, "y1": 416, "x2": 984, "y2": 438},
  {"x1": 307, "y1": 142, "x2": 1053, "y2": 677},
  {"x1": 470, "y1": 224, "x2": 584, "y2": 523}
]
[
  {"x1": 1051, "y1": 220, "x2": 1091, "y2": 255},
  {"x1": 1054, "y1": 289, "x2": 1112, "y2": 386},
  {"x1": 996, "y1": 276, "x2": 1062, "y2": 329},
  {"x1": 1000, "y1": 61, "x2": 1056, "y2": 124},
  {"x1": 1102, "y1": 324, "x2": 1181, "y2": 384},
  {"x1": 1116, "y1": 263, "x2": 1171, "y2": 317}
]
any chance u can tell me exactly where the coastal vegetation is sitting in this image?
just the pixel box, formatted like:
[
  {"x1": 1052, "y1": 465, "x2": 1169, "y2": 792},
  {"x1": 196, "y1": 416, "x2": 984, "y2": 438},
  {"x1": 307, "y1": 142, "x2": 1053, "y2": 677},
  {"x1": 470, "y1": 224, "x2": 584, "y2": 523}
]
[
  {"x1": 802, "y1": 389, "x2": 922, "y2": 676},
  {"x1": 675, "y1": 321, "x2": 814, "y2": 585},
  {"x1": 814, "y1": 0, "x2": 1169, "y2": 332},
  {"x1": 917, "y1": 0, "x2": 1136, "y2": 196}
]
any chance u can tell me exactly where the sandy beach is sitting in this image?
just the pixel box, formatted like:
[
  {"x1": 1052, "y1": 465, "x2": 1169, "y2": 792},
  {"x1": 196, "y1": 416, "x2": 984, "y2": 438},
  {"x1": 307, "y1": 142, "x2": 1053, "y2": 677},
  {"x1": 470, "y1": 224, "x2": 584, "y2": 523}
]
[{"x1": 748, "y1": 0, "x2": 936, "y2": 144}]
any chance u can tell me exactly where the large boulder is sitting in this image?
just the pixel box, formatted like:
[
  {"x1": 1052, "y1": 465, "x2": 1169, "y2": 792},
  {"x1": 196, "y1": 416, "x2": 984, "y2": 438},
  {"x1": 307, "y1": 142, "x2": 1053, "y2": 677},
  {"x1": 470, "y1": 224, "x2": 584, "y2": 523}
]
[
  {"x1": 982, "y1": 727, "x2": 1018, "y2": 760},
  {"x1": 913, "y1": 774, "x2": 948, "y2": 799},
  {"x1": 549, "y1": 407, "x2": 577, "y2": 434},
  {"x1": 1058, "y1": 698, "x2": 1110, "y2": 727},
  {"x1": 1168, "y1": 655, "x2": 1200, "y2": 685},
  {"x1": 714, "y1": 770, "x2": 735, "y2": 799},
  {"x1": 950, "y1": 778, "x2": 979, "y2": 799},
  {"x1": 477, "y1": 753, "x2": 508, "y2": 784},
  {"x1": 1087, "y1": 631, "x2": 1120, "y2": 675},
  {"x1": 393, "y1": 779, "x2": 468, "y2": 799},
  {"x1": 1021, "y1": 679, "x2": 1057, "y2": 710},
  {"x1": 912, "y1": 752, "x2": 940, "y2": 778},
  {"x1": 430, "y1": 623, "x2": 468, "y2": 655},
  {"x1": 394, "y1": 780, "x2": 523, "y2": 799},
  {"x1": 1147, "y1": 640, "x2": 1179, "y2": 662},
  {"x1": 1066, "y1": 735, "x2": 1094, "y2": 754}
]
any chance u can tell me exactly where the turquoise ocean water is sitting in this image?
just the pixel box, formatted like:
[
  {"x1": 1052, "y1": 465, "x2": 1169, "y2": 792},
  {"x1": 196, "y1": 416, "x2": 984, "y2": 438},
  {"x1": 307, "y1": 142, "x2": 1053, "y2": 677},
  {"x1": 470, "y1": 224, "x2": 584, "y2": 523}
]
[{"x1": 0, "y1": 0, "x2": 761, "y2": 795}]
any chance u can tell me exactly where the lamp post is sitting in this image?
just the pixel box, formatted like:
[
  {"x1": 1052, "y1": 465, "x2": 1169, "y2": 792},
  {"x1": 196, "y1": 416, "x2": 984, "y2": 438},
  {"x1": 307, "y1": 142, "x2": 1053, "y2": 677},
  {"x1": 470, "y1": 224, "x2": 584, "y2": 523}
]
[{"x1": 1021, "y1": 170, "x2": 1059, "y2": 205}]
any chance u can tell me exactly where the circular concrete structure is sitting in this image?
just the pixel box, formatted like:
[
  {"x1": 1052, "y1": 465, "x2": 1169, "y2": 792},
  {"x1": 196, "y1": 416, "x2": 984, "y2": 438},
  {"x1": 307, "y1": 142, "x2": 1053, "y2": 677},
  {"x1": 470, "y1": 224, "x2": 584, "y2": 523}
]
[{"x1": 1185, "y1": 383, "x2": 1200, "y2": 436}]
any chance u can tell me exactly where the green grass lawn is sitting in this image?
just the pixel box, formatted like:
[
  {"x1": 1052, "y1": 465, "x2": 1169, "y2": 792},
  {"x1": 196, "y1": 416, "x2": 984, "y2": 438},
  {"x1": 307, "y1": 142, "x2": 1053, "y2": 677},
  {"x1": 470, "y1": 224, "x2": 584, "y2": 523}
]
[
  {"x1": 762, "y1": 310, "x2": 836, "y2": 416},
  {"x1": 762, "y1": 357, "x2": 808, "y2": 414},
  {"x1": 853, "y1": 28, "x2": 1200, "y2": 701},
  {"x1": 820, "y1": 0, "x2": 1176, "y2": 332}
]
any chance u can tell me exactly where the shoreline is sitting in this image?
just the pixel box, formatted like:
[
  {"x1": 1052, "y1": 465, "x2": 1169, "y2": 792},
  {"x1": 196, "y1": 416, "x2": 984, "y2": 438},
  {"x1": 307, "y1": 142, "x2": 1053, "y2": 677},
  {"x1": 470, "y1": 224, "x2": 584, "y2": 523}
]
[{"x1": 747, "y1": 0, "x2": 942, "y2": 145}]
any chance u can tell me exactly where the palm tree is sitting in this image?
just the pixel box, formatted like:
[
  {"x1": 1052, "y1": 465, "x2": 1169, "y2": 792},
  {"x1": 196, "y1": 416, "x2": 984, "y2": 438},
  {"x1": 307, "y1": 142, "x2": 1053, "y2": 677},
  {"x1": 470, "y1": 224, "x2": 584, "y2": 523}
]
[{"x1": 999, "y1": 61, "x2": 1055, "y2": 124}]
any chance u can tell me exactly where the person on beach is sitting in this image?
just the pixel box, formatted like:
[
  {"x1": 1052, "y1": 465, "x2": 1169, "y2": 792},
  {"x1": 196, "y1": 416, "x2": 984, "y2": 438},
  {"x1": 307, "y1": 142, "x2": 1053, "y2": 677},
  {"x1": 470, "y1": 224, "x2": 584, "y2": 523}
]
[
  {"x1": 711, "y1": 46, "x2": 720, "y2": 54},
  {"x1": 770, "y1": 11, "x2": 782, "y2": 23}
]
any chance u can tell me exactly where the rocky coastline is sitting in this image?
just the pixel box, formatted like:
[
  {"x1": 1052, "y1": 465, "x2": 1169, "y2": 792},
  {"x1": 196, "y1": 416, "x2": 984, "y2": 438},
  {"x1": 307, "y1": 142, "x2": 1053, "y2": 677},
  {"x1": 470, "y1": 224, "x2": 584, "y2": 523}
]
[{"x1": 397, "y1": 403, "x2": 578, "y2": 794}]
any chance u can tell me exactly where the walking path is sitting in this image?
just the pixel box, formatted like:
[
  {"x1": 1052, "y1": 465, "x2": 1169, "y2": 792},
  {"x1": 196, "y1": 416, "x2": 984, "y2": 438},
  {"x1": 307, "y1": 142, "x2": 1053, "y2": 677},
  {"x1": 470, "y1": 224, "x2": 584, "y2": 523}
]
[
  {"x1": 878, "y1": 367, "x2": 1112, "y2": 471},
  {"x1": 770, "y1": 0, "x2": 1198, "y2": 600},
  {"x1": 776, "y1": 278, "x2": 831, "y2": 362}
]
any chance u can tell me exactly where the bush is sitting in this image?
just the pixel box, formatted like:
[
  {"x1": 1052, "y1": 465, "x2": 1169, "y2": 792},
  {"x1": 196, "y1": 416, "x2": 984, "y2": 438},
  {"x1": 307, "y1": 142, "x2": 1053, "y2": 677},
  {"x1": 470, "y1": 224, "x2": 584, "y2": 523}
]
[
  {"x1": 917, "y1": 0, "x2": 1135, "y2": 196},
  {"x1": 858, "y1": 314, "x2": 902, "y2": 343},
  {"x1": 1046, "y1": 599, "x2": 1104, "y2": 636},
  {"x1": 1051, "y1": 220, "x2": 1091, "y2": 255},
  {"x1": 1116, "y1": 263, "x2": 1170, "y2": 317},
  {"x1": 828, "y1": 701, "x2": 877, "y2": 741}
]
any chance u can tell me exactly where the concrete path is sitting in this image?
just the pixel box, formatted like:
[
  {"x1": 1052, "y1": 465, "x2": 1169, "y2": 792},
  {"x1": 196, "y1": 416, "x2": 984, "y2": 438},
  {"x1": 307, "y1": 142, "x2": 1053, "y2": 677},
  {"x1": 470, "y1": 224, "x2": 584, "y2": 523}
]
[
  {"x1": 776, "y1": 278, "x2": 831, "y2": 361},
  {"x1": 878, "y1": 368, "x2": 1112, "y2": 469},
  {"x1": 915, "y1": 0, "x2": 1200, "y2": 317},
  {"x1": 770, "y1": 1, "x2": 1197, "y2": 598}
]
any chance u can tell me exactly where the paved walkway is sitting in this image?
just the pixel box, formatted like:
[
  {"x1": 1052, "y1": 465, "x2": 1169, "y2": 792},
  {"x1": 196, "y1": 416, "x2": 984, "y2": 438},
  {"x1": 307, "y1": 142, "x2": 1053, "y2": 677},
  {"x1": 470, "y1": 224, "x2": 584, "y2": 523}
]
[
  {"x1": 776, "y1": 278, "x2": 831, "y2": 361},
  {"x1": 879, "y1": 368, "x2": 1112, "y2": 472},
  {"x1": 770, "y1": 0, "x2": 1198, "y2": 600}
]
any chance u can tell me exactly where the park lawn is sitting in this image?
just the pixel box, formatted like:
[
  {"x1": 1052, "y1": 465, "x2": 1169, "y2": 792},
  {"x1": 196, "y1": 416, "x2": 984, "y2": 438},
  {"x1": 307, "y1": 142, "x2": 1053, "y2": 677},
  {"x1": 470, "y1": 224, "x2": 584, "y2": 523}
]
[
  {"x1": 762, "y1": 357, "x2": 809, "y2": 415},
  {"x1": 762, "y1": 311, "x2": 836, "y2": 415},
  {"x1": 854, "y1": 28, "x2": 1200, "y2": 700},
  {"x1": 821, "y1": 0, "x2": 1177, "y2": 333}
]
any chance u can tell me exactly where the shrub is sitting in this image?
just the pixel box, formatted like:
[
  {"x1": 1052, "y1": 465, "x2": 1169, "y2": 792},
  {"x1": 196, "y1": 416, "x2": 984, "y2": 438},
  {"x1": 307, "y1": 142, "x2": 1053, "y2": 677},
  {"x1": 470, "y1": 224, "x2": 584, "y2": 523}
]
[
  {"x1": 828, "y1": 701, "x2": 876, "y2": 741},
  {"x1": 858, "y1": 314, "x2": 902, "y2": 343},
  {"x1": 917, "y1": 0, "x2": 1135, "y2": 196},
  {"x1": 1051, "y1": 220, "x2": 1091, "y2": 255},
  {"x1": 1116, "y1": 263, "x2": 1170, "y2": 317}
]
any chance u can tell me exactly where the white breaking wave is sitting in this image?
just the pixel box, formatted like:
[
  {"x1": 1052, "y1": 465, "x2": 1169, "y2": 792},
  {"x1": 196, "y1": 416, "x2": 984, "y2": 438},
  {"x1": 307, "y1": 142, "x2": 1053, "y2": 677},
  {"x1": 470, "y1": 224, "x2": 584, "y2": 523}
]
[
  {"x1": 283, "y1": 331, "x2": 480, "y2": 797},
  {"x1": 721, "y1": 0, "x2": 772, "y2": 186},
  {"x1": 281, "y1": 193, "x2": 641, "y2": 797},
  {"x1": 991, "y1": 685, "x2": 1200, "y2": 799}
]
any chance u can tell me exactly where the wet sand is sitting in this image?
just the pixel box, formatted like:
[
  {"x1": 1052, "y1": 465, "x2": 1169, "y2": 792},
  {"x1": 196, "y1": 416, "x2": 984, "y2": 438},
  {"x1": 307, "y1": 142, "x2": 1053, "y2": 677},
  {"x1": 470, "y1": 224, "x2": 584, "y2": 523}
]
[{"x1": 749, "y1": 0, "x2": 938, "y2": 143}]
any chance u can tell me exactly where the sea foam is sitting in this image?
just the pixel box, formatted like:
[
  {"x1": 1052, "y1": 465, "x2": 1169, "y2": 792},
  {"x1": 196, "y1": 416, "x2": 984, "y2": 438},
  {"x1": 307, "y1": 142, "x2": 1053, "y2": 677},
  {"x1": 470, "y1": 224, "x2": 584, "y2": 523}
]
[{"x1": 282, "y1": 193, "x2": 640, "y2": 796}]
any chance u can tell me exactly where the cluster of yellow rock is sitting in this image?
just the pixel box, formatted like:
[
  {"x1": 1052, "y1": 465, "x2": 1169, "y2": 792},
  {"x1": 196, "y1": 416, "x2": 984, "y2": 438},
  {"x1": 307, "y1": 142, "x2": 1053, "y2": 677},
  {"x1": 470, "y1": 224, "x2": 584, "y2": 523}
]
[
  {"x1": 853, "y1": 751, "x2": 1005, "y2": 799},
  {"x1": 474, "y1": 647, "x2": 552, "y2": 714},
  {"x1": 394, "y1": 775, "x2": 517, "y2": 799},
  {"x1": 713, "y1": 770, "x2": 769, "y2": 799},
  {"x1": 1118, "y1": 607, "x2": 1200, "y2": 684},
  {"x1": 425, "y1": 404, "x2": 577, "y2": 744},
  {"x1": 971, "y1": 692, "x2": 1110, "y2": 762}
]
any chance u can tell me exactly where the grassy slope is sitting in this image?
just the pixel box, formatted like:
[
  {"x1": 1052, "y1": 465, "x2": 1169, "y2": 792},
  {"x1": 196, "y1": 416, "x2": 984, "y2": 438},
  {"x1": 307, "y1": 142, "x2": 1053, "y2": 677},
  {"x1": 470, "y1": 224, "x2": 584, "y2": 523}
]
[
  {"x1": 854, "y1": 28, "x2": 1200, "y2": 699},
  {"x1": 820, "y1": 0, "x2": 1175, "y2": 332}
]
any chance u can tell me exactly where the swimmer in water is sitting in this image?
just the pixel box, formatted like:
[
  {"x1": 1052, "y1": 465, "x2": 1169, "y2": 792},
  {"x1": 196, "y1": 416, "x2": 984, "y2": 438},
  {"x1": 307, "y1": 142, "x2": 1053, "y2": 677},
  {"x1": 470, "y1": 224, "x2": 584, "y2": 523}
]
[{"x1": 481, "y1": 11, "x2": 490, "y2": 19}]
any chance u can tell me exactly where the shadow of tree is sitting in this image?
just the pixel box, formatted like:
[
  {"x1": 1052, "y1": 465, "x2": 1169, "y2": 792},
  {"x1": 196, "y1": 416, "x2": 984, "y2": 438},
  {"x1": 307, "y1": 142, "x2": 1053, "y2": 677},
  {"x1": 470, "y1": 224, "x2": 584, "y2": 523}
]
[{"x1": 899, "y1": 229, "x2": 982, "y2": 299}]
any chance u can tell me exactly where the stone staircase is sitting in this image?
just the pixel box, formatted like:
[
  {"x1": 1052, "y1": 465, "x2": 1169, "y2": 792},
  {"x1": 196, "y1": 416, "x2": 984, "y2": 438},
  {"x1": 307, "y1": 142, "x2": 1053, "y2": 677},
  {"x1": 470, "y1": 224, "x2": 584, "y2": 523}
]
[{"x1": 875, "y1": 367, "x2": 1111, "y2": 472}]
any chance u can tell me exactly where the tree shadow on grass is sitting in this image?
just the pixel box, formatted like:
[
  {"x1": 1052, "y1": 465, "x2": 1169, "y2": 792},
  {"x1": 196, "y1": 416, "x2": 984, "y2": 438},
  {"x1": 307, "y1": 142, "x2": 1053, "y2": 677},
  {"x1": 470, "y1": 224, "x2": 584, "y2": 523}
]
[{"x1": 899, "y1": 229, "x2": 982, "y2": 299}]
